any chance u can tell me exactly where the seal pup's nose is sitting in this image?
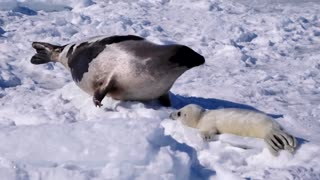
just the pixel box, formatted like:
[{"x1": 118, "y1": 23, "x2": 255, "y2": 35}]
[{"x1": 169, "y1": 112, "x2": 177, "y2": 120}]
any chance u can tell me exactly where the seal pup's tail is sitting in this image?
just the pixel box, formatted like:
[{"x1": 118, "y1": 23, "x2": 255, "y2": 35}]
[
  {"x1": 31, "y1": 42, "x2": 64, "y2": 64},
  {"x1": 264, "y1": 129, "x2": 297, "y2": 156}
]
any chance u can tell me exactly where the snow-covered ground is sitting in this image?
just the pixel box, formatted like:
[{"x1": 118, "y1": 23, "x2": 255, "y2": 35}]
[{"x1": 0, "y1": 0, "x2": 320, "y2": 179}]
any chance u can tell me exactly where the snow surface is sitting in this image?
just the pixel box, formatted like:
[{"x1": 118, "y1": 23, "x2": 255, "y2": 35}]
[{"x1": 0, "y1": 0, "x2": 320, "y2": 179}]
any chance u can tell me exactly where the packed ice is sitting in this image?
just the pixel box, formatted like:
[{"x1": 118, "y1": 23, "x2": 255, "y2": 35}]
[{"x1": 0, "y1": 0, "x2": 320, "y2": 179}]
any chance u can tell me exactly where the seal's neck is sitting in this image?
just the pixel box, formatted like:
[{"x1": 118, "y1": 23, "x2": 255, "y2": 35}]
[{"x1": 57, "y1": 44, "x2": 72, "y2": 70}]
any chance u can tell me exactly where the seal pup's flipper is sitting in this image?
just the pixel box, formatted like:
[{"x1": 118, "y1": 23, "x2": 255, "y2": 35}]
[
  {"x1": 264, "y1": 129, "x2": 296, "y2": 156},
  {"x1": 31, "y1": 42, "x2": 64, "y2": 64},
  {"x1": 200, "y1": 129, "x2": 218, "y2": 142}
]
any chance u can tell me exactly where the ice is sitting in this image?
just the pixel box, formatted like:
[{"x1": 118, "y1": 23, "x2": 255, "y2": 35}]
[
  {"x1": 0, "y1": 0, "x2": 94, "y2": 12},
  {"x1": 0, "y1": 0, "x2": 319, "y2": 179}
]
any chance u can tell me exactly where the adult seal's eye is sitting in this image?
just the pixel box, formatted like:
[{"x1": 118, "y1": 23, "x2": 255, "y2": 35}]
[{"x1": 177, "y1": 112, "x2": 181, "y2": 117}]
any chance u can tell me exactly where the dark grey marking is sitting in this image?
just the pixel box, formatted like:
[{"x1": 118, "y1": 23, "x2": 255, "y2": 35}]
[
  {"x1": 67, "y1": 35, "x2": 144, "y2": 82},
  {"x1": 271, "y1": 137, "x2": 282, "y2": 149},
  {"x1": 270, "y1": 143, "x2": 278, "y2": 151},
  {"x1": 280, "y1": 134, "x2": 289, "y2": 145},
  {"x1": 266, "y1": 139, "x2": 278, "y2": 152},
  {"x1": 124, "y1": 44, "x2": 205, "y2": 70},
  {"x1": 66, "y1": 44, "x2": 75, "y2": 58},
  {"x1": 168, "y1": 45, "x2": 205, "y2": 68},
  {"x1": 273, "y1": 135, "x2": 284, "y2": 148}
]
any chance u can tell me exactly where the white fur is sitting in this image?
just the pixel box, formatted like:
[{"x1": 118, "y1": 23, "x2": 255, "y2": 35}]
[
  {"x1": 59, "y1": 44, "x2": 72, "y2": 70},
  {"x1": 170, "y1": 104, "x2": 297, "y2": 156}
]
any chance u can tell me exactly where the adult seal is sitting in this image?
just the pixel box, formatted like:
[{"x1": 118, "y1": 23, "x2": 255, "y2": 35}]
[
  {"x1": 30, "y1": 35, "x2": 205, "y2": 107},
  {"x1": 170, "y1": 104, "x2": 297, "y2": 156}
]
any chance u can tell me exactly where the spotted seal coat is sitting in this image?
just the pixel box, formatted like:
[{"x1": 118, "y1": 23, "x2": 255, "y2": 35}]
[{"x1": 31, "y1": 35, "x2": 205, "y2": 107}]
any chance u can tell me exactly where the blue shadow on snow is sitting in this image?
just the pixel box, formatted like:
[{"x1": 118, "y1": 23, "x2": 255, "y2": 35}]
[
  {"x1": 169, "y1": 92, "x2": 283, "y2": 119},
  {"x1": 296, "y1": 137, "x2": 309, "y2": 150},
  {"x1": 13, "y1": 6, "x2": 37, "y2": 16}
]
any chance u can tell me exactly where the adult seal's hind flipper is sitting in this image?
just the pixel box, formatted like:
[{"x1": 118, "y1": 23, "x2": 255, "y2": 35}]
[{"x1": 31, "y1": 42, "x2": 65, "y2": 64}]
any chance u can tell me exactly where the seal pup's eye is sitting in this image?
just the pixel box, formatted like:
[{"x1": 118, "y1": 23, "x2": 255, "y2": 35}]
[{"x1": 177, "y1": 112, "x2": 181, "y2": 117}]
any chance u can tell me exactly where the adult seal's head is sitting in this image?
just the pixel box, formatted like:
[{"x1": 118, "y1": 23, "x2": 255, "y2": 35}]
[
  {"x1": 169, "y1": 45, "x2": 205, "y2": 69},
  {"x1": 30, "y1": 35, "x2": 205, "y2": 107}
]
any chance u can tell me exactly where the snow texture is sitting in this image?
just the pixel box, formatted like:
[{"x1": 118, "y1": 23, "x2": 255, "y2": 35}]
[{"x1": 0, "y1": 0, "x2": 320, "y2": 179}]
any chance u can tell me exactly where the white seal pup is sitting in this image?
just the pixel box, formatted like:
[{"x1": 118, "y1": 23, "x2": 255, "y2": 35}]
[
  {"x1": 30, "y1": 35, "x2": 205, "y2": 107},
  {"x1": 170, "y1": 104, "x2": 297, "y2": 156}
]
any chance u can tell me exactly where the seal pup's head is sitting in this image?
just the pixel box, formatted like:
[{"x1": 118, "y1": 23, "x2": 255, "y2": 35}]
[
  {"x1": 31, "y1": 42, "x2": 65, "y2": 64},
  {"x1": 170, "y1": 104, "x2": 205, "y2": 128}
]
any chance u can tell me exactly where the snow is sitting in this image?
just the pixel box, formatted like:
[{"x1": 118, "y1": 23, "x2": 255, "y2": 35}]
[
  {"x1": 0, "y1": 0, "x2": 93, "y2": 11},
  {"x1": 0, "y1": 0, "x2": 320, "y2": 179}
]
